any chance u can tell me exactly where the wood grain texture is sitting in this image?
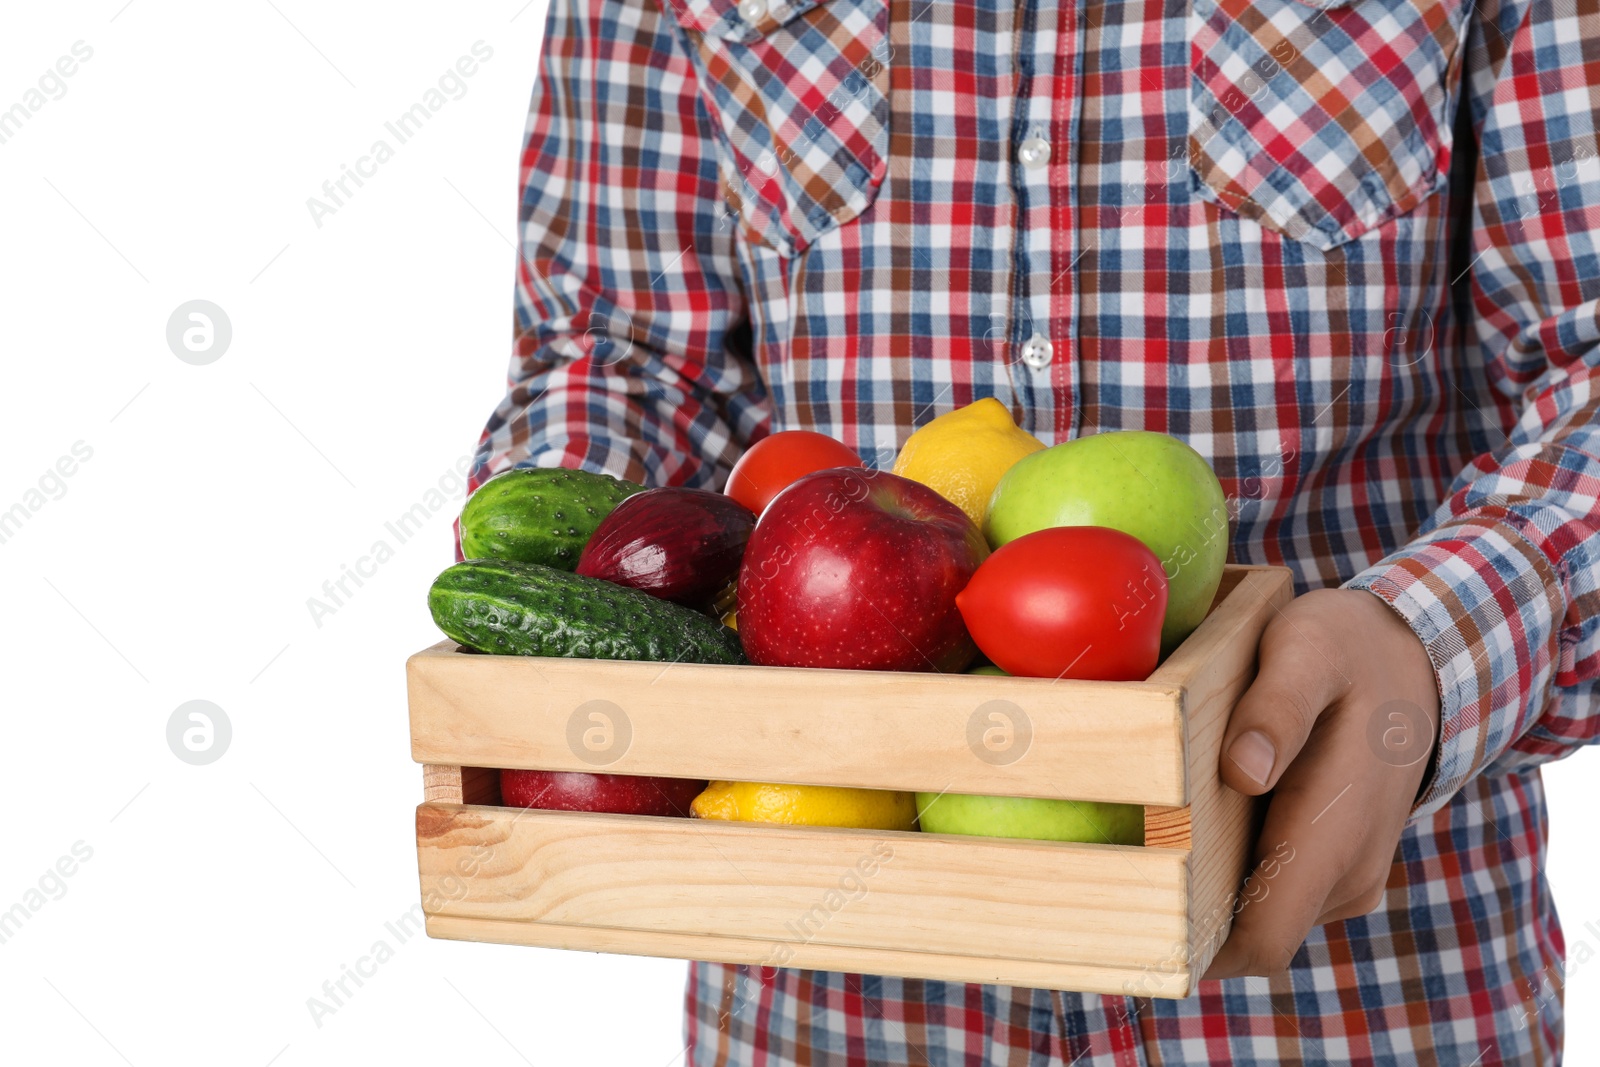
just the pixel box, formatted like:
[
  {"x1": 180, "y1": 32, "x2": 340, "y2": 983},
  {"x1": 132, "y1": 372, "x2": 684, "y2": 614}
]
[
  {"x1": 418, "y1": 804, "x2": 1191, "y2": 991},
  {"x1": 409, "y1": 645, "x2": 1186, "y2": 806},
  {"x1": 1141, "y1": 806, "x2": 1192, "y2": 850},
  {"x1": 424, "y1": 915, "x2": 1192, "y2": 998},
  {"x1": 408, "y1": 564, "x2": 1296, "y2": 999},
  {"x1": 1137, "y1": 565, "x2": 1288, "y2": 854},
  {"x1": 1148, "y1": 566, "x2": 1293, "y2": 983},
  {"x1": 422, "y1": 765, "x2": 499, "y2": 806}
]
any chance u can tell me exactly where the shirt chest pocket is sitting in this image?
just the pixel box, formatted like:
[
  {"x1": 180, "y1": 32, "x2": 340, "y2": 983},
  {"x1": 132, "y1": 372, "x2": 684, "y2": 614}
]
[
  {"x1": 1188, "y1": 0, "x2": 1467, "y2": 250},
  {"x1": 664, "y1": 0, "x2": 891, "y2": 257}
]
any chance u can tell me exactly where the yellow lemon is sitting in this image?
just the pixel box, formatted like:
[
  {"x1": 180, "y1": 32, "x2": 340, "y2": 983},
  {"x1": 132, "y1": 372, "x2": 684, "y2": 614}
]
[
  {"x1": 891, "y1": 398, "x2": 1046, "y2": 527},
  {"x1": 690, "y1": 781, "x2": 918, "y2": 831}
]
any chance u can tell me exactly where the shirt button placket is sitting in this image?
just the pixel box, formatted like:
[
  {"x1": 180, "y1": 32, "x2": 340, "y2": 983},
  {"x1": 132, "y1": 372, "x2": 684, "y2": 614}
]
[
  {"x1": 1019, "y1": 136, "x2": 1052, "y2": 171},
  {"x1": 1004, "y1": 0, "x2": 1071, "y2": 439},
  {"x1": 1020, "y1": 333, "x2": 1054, "y2": 370},
  {"x1": 1012, "y1": 119, "x2": 1061, "y2": 436}
]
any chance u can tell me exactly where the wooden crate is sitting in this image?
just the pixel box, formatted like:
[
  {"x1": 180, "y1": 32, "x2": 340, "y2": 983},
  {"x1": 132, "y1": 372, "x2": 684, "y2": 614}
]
[{"x1": 408, "y1": 564, "x2": 1293, "y2": 998}]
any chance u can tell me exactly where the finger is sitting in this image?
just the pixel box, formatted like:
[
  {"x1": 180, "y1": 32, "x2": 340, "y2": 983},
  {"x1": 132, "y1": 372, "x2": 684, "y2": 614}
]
[
  {"x1": 1314, "y1": 830, "x2": 1404, "y2": 926},
  {"x1": 1203, "y1": 720, "x2": 1362, "y2": 979},
  {"x1": 1219, "y1": 599, "x2": 1350, "y2": 796},
  {"x1": 1314, "y1": 882, "x2": 1389, "y2": 926}
]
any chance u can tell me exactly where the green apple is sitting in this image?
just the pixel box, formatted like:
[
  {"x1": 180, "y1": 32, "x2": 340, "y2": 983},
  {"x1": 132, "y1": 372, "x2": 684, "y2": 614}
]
[
  {"x1": 967, "y1": 664, "x2": 1008, "y2": 676},
  {"x1": 916, "y1": 792, "x2": 1143, "y2": 844},
  {"x1": 984, "y1": 430, "x2": 1228, "y2": 654}
]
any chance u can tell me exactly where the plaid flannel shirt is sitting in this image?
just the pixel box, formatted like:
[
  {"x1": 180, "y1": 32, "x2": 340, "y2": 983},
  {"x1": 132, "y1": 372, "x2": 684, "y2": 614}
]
[{"x1": 465, "y1": 0, "x2": 1600, "y2": 1060}]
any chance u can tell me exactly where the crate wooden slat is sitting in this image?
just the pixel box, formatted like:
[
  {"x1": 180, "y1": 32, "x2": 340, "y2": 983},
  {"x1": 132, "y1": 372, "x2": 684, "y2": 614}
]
[
  {"x1": 409, "y1": 564, "x2": 1295, "y2": 998},
  {"x1": 425, "y1": 916, "x2": 1200, "y2": 996},
  {"x1": 419, "y1": 807, "x2": 1189, "y2": 989},
  {"x1": 410, "y1": 651, "x2": 1187, "y2": 806}
]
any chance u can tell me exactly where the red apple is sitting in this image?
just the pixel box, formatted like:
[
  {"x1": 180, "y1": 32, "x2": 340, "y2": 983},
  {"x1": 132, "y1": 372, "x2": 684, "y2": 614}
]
[
  {"x1": 737, "y1": 467, "x2": 988, "y2": 671},
  {"x1": 499, "y1": 770, "x2": 706, "y2": 817}
]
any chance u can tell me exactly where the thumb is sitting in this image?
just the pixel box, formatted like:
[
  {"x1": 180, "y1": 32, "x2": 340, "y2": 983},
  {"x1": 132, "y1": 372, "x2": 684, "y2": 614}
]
[{"x1": 1220, "y1": 606, "x2": 1349, "y2": 796}]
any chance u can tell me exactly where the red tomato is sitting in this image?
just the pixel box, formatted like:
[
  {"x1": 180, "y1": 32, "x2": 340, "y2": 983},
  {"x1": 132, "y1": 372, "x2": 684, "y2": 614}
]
[
  {"x1": 724, "y1": 430, "x2": 863, "y2": 514},
  {"x1": 955, "y1": 526, "x2": 1168, "y2": 680}
]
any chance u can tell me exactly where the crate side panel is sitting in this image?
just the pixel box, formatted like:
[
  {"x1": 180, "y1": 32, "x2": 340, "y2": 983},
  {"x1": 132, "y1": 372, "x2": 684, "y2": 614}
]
[
  {"x1": 408, "y1": 650, "x2": 1186, "y2": 806},
  {"x1": 416, "y1": 806, "x2": 1189, "y2": 972},
  {"x1": 1168, "y1": 567, "x2": 1293, "y2": 982},
  {"x1": 425, "y1": 915, "x2": 1193, "y2": 999}
]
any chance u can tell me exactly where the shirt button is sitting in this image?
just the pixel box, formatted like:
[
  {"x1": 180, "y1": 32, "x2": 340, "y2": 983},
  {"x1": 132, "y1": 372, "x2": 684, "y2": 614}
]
[
  {"x1": 1020, "y1": 333, "x2": 1053, "y2": 369},
  {"x1": 738, "y1": 0, "x2": 768, "y2": 22},
  {"x1": 1018, "y1": 136, "x2": 1052, "y2": 171}
]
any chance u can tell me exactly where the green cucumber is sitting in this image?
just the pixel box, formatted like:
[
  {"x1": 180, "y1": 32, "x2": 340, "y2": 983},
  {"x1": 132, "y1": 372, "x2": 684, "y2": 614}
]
[
  {"x1": 459, "y1": 467, "x2": 645, "y2": 569},
  {"x1": 430, "y1": 559, "x2": 746, "y2": 664}
]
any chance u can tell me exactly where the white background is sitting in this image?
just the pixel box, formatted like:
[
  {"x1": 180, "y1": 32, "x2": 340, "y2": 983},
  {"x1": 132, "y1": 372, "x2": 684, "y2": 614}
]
[{"x1": 0, "y1": 2, "x2": 1595, "y2": 1064}]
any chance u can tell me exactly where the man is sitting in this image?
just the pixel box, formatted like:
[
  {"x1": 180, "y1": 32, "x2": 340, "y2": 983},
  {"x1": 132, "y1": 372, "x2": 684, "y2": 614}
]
[{"x1": 468, "y1": 0, "x2": 1600, "y2": 1060}]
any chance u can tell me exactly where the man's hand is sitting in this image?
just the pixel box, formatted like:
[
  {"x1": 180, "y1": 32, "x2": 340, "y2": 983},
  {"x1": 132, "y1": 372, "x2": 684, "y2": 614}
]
[{"x1": 1202, "y1": 587, "x2": 1441, "y2": 980}]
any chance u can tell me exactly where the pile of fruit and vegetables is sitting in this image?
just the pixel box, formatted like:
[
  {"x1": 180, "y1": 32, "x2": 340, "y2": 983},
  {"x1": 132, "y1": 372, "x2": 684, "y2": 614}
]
[{"x1": 427, "y1": 399, "x2": 1228, "y2": 845}]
